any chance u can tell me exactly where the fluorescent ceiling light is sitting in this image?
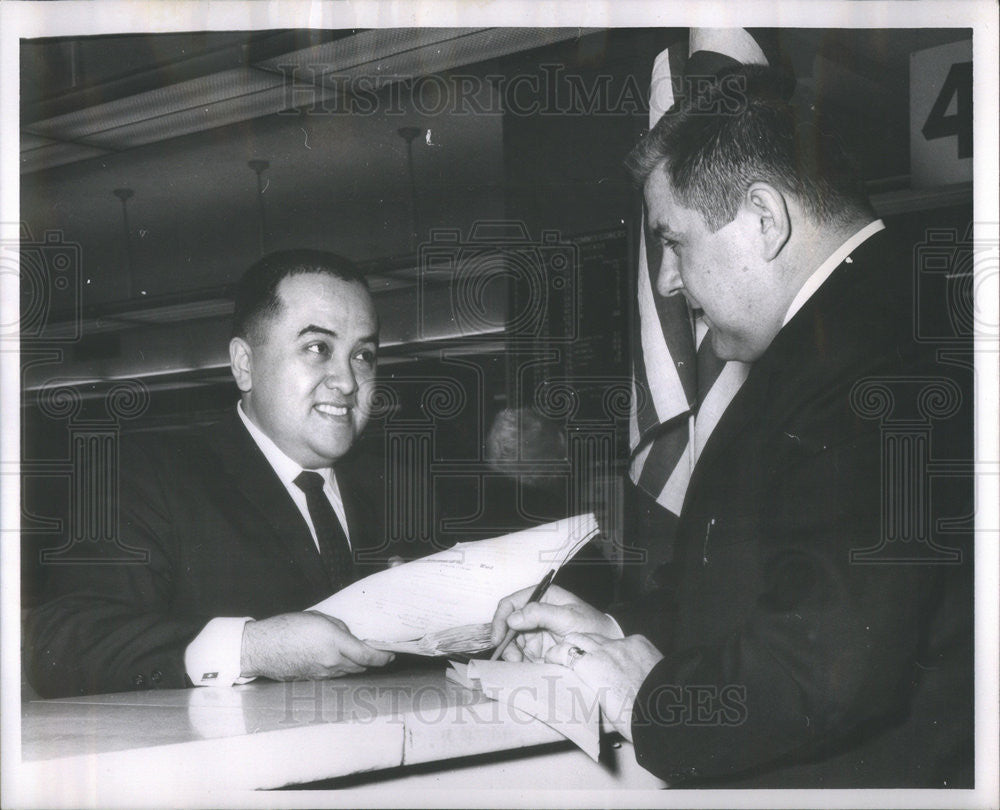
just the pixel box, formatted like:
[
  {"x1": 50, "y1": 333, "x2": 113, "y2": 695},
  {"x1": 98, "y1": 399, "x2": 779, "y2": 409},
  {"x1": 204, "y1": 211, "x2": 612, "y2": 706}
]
[{"x1": 22, "y1": 28, "x2": 599, "y2": 173}]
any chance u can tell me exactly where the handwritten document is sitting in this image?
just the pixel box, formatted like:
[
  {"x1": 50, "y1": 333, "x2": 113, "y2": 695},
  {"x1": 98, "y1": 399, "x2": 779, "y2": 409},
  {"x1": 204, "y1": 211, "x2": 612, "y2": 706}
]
[{"x1": 311, "y1": 513, "x2": 600, "y2": 652}]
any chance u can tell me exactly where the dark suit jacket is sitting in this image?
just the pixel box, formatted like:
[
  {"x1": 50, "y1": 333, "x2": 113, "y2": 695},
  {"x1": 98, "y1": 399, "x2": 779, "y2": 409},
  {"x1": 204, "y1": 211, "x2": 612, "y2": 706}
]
[
  {"x1": 24, "y1": 411, "x2": 391, "y2": 698},
  {"x1": 619, "y1": 230, "x2": 974, "y2": 787}
]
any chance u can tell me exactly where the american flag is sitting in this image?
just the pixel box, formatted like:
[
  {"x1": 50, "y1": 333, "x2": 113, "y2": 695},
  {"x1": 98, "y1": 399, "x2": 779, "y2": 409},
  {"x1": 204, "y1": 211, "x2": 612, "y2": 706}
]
[{"x1": 628, "y1": 31, "x2": 772, "y2": 515}]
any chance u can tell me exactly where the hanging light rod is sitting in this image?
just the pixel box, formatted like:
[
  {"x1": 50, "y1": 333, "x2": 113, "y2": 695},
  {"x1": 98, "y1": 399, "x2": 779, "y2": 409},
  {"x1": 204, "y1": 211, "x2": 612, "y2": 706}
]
[
  {"x1": 247, "y1": 160, "x2": 270, "y2": 257},
  {"x1": 397, "y1": 128, "x2": 423, "y2": 253},
  {"x1": 112, "y1": 188, "x2": 136, "y2": 299}
]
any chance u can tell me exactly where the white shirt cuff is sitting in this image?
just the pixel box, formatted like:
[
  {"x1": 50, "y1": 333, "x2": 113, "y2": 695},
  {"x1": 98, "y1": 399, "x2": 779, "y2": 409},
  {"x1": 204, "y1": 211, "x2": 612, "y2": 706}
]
[
  {"x1": 185, "y1": 617, "x2": 256, "y2": 687},
  {"x1": 605, "y1": 613, "x2": 625, "y2": 640}
]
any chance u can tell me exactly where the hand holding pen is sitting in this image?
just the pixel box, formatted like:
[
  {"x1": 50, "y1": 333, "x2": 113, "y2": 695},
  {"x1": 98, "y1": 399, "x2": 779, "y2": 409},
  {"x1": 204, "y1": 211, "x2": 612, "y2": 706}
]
[
  {"x1": 489, "y1": 574, "x2": 625, "y2": 663},
  {"x1": 489, "y1": 569, "x2": 556, "y2": 661}
]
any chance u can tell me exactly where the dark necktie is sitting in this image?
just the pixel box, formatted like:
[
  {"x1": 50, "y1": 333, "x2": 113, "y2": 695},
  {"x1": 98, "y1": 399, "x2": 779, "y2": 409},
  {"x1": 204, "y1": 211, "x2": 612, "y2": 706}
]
[{"x1": 293, "y1": 470, "x2": 353, "y2": 591}]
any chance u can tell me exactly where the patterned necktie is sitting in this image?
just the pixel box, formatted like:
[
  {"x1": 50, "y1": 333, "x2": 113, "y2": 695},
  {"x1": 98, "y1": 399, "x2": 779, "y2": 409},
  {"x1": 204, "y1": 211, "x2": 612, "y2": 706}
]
[{"x1": 293, "y1": 470, "x2": 353, "y2": 591}]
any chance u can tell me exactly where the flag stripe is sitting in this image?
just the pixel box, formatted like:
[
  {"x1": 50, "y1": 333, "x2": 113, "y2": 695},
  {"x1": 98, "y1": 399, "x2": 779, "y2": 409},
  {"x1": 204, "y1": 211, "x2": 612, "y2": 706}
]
[
  {"x1": 635, "y1": 234, "x2": 689, "y2": 430},
  {"x1": 696, "y1": 329, "x2": 728, "y2": 402},
  {"x1": 645, "y1": 239, "x2": 699, "y2": 408},
  {"x1": 636, "y1": 418, "x2": 689, "y2": 497},
  {"x1": 693, "y1": 360, "x2": 750, "y2": 460},
  {"x1": 631, "y1": 265, "x2": 661, "y2": 439},
  {"x1": 629, "y1": 31, "x2": 765, "y2": 515}
]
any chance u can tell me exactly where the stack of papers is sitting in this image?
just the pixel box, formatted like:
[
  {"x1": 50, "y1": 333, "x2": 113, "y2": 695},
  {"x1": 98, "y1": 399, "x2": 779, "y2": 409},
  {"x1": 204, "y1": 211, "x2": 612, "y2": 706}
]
[
  {"x1": 311, "y1": 514, "x2": 600, "y2": 653},
  {"x1": 447, "y1": 659, "x2": 602, "y2": 761},
  {"x1": 373, "y1": 623, "x2": 494, "y2": 656}
]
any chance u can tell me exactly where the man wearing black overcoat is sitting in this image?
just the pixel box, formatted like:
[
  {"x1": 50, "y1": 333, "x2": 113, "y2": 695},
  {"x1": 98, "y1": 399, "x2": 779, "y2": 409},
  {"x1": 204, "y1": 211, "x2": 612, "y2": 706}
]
[{"x1": 491, "y1": 65, "x2": 974, "y2": 788}]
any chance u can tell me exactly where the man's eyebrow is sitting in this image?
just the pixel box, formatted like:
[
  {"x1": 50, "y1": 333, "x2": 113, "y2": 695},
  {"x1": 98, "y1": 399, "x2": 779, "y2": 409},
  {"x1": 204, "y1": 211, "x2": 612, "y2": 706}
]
[
  {"x1": 297, "y1": 324, "x2": 379, "y2": 345},
  {"x1": 650, "y1": 221, "x2": 675, "y2": 238},
  {"x1": 297, "y1": 324, "x2": 336, "y2": 338}
]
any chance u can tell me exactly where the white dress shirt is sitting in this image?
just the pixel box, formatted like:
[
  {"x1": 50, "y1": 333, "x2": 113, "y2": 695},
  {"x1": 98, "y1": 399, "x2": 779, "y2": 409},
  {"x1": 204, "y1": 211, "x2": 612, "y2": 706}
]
[
  {"x1": 184, "y1": 402, "x2": 351, "y2": 687},
  {"x1": 235, "y1": 402, "x2": 352, "y2": 550}
]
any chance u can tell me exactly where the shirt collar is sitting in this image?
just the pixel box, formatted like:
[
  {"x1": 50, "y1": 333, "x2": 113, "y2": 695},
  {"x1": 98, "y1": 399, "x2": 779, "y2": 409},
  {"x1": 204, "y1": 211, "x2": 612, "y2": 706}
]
[
  {"x1": 782, "y1": 219, "x2": 886, "y2": 326},
  {"x1": 236, "y1": 402, "x2": 332, "y2": 488}
]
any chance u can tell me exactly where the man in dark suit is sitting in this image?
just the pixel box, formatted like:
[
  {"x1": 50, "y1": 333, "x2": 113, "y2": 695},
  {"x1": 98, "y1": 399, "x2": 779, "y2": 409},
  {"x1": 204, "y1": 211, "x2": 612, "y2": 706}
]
[
  {"x1": 25, "y1": 250, "x2": 396, "y2": 697},
  {"x1": 491, "y1": 65, "x2": 973, "y2": 787}
]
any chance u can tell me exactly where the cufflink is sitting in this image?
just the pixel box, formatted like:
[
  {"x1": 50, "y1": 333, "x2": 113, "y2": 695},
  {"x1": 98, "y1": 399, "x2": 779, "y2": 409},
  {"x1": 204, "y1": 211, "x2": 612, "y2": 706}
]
[{"x1": 201, "y1": 672, "x2": 218, "y2": 681}]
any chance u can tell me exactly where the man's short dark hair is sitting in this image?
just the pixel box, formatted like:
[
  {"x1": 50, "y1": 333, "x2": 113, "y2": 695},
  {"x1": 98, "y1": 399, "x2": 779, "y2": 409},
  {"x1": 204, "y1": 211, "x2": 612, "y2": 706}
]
[
  {"x1": 626, "y1": 64, "x2": 874, "y2": 231},
  {"x1": 232, "y1": 249, "x2": 368, "y2": 343}
]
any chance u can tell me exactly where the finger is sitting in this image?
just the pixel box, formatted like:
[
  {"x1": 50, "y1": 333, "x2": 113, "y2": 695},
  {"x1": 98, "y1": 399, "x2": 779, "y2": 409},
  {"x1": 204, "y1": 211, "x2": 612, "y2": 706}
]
[
  {"x1": 333, "y1": 631, "x2": 396, "y2": 667},
  {"x1": 512, "y1": 632, "x2": 540, "y2": 663},
  {"x1": 326, "y1": 661, "x2": 366, "y2": 677},
  {"x1": 537, "y1": 584, "x2": 581, "y2": 606},
  {"x1": 561, "y1": 632, "x2": 605, "y2": 653},
  {"x1": 522, "y1": 645, "x2": 546, "y2": 664},
  {"x1": 521, "y1": 632, "x2": 546, "y2": 663},
  {"x1": 311, "y1": 611, "x2": 350, "y2": 632},
  {"x1": 491, "y1": 586, "x2": 535, "y2": 644},
  {"x1": 501, "y1": 640, "x2": 524, "y2": 662},
  {"x1": 359, "y1": 644, "x2": 396, "y2": 667},
  {"x1": 545, "y1": 631, "x2": 607, "y2": 666},
  {"x1": 507, "y1": 602, "x2": 579, "y2": 636},
  {"x1": 544, "y1": 640, "x2": 580, "y2": 668},
  {"x1": 494, "y1": 632, "x2": 523, "y2": 662},
  {"x1": 312, "y1": 613, "x2": 395, "y2": 667},
  {"x1": 490, "y1": 607, "x2": 512, "y2": 646}
]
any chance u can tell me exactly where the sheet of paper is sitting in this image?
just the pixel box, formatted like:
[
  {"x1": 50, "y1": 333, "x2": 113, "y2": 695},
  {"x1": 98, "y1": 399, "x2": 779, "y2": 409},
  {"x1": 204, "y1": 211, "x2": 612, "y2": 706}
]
[
  {"x1": 445, "y1": 661, "x2": 478, "y2": 690},
  {"x1": 465, "y1": 660, "x2": 602, "y2": 761},
  {"x1": 311, "y1": 514, "x2": 598, "y2": 643},
  {"x1": 372, "y1": 623, "x2": 493, "y2": 655}
]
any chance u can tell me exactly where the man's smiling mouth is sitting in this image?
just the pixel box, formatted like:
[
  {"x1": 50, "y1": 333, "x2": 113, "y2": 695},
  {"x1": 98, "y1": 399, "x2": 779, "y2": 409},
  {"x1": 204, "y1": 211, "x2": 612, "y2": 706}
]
[{"x1": 315, "y1": 403, "x2": 349, "y2": 417}]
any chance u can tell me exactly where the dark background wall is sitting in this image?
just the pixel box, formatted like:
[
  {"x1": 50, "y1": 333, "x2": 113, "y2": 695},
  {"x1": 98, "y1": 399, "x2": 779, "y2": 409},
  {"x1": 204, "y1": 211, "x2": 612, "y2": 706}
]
[{"x1": 19, "y1": 28, "x2": 975, "y2": 608}]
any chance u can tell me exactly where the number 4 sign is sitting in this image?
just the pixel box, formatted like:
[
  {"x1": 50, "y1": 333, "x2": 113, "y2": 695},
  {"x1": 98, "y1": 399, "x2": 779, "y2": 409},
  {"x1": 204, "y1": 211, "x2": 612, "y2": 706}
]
[{"x1": 911, "y1": 38, "x2": 973, "y2": 188}]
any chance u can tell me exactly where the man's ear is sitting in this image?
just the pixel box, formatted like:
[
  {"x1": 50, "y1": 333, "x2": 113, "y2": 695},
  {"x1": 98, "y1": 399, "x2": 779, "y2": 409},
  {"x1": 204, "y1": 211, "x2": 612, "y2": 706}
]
[
  {"x1": 745, "y1": 182, "x2": 790, "y2": 261},
  {"x1": 229, "y1": 337, "x2": 253, "y2": 393}
]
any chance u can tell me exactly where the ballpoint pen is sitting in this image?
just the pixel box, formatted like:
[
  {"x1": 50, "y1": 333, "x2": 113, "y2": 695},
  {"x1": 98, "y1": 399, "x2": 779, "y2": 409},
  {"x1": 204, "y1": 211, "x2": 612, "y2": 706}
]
[{"x1": 489, "y1": 568, "x2": 556, "y2": 661}]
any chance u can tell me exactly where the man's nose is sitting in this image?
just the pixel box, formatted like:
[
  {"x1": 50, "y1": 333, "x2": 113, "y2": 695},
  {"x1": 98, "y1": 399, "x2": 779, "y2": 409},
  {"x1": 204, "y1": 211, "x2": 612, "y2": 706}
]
[
  {"x1": 323, "y1": 356, "x2": 357, "y2": 396},
  {"x1": 655, "y1": 251, "x2": 684, "y2": 298}
]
